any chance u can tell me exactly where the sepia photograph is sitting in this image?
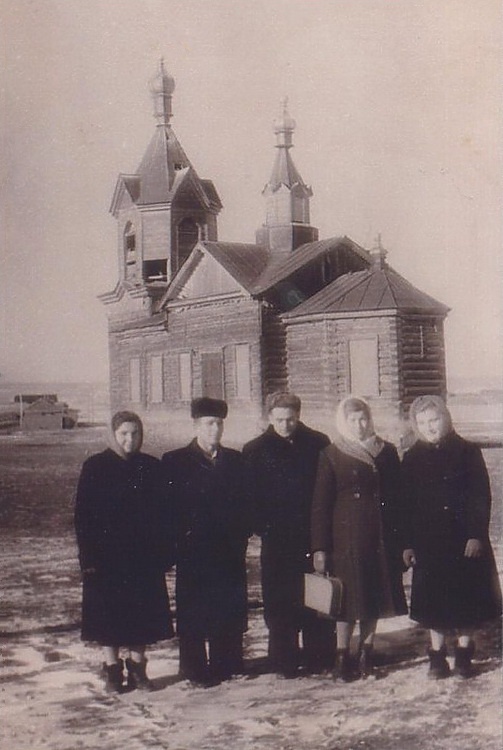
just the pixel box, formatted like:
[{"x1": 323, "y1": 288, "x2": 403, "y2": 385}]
[{"x1": 1, "y1": 1, "x2": 501, "y2": 748}]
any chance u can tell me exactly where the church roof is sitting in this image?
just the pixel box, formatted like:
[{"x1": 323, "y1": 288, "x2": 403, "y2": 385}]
[
  {"x1": 135, "y1": 126, "x2": 186, "y2": 204},
  {"x1": 162, "y1": 236, "x2": 373, "y2": 305},
  {"x1": 251, "y1": 236, "x2": 370, "y2": 293},
  {"x1": 133, "y1": 127, "x2": 222, "y2": 208},
  {"x1": 202, "y1": 242, "x2": 270, "y2": 291},
  {"x1": 110, "y1": 127, "x2": 222, "y2": 214},
  {"x1": 284, "y1": 264, "x2": 450, "y2": 318},
  {"x1": 110, "y1": 63, "x2": 222, "y2": 214},
  {"x1": 160, "y1": 241, "x2": 270, "y2": 305},
  {"x1": 267, "y1": 147, "x2": 306, "y2": 193}
]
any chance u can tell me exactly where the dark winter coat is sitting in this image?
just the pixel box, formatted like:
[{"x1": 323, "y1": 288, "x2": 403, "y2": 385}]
[
  {"x1": 242, "y1": 423, "x2": 330, "y2": 628},
  {"x1": 311, "y1": 442, "x2": 408, "y2": 621},
  {"x1": 74, "y1": 449, "x2": 174, "y2": 646},
  {"x1": 401, "y1": 432, "x2": 502, "y2": 629},
  {"x1": 161, "y1": 441, "x2": 250, "y2": 638}
]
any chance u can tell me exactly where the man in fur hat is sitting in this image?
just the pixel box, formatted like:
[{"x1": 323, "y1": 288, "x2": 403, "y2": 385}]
[
  {"x1": 243, "y1": 391, "x2": 335, "y2": 677},
  {"x1": 161, "y1": 398, "x2": 251, "y2": 687}
]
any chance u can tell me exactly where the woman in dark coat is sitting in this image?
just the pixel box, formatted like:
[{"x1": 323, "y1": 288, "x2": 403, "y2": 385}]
[
  {"x1": 161, "y1": 398, "x2": 250, "y2": 687},
  {"x1": 75, "y1": 411, "x2": 174, "y2": 692},
  {"x1": 402, "y1": 395, "x2": 502, "y2": 679},
  {"x1": 311, "y1": 396, "x2": 407, "y2": 681}
]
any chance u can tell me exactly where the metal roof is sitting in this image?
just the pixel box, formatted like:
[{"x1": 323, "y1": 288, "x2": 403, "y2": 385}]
[
  {"x1": 110, "y1": 126, "x2": 222, "y2": 213},
  {"x1": 202, "y1": 242, "x2": 270, "y2": 291},
  {"x1": 160, "y1": 241, "x2": 270, "y2": 306},
  {"x1": 284, "y1": 265, "x2": 450, "y2": 317},
  {"x1": 251, "y1": 236, "x2": 370, "y2": 293},
  {"x1": 135, "y1": 126, "x2": 190, "y2": 204}
]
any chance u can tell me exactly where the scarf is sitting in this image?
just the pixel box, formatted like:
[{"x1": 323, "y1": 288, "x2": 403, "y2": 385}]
[{"x1": 332, "y1": 396, "x2": 384, "y2": 468}]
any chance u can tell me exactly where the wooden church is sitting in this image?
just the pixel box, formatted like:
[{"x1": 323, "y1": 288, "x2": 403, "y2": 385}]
[{"x1": 100, "y1": 62, "x2": 449, "y2": 441}]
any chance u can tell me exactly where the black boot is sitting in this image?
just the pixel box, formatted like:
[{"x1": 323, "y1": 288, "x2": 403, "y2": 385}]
[
  {"x1": 102, "y1": 659, "x2": 124, "y2": 693},
  {"x1": 333, "y1": 649, "x2": 353, "y2": 682},
  {"x1": 454, "y1": 642, "x2": 475, "y2": 678},
  {"x1": 427, "y1": 647, "x2": 450, "y2": 680},
  {"x1": 358, "y1": 644, "x2": 374, "y2": 679},
  {"x1": 125, "y1": 657, "x2": 154, "y2": 691}
]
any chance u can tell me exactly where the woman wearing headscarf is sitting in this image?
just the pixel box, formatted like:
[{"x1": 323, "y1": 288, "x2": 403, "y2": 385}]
[
  {"x1": 75, "y1": 411, "x2": 174, "y2": 692},
  {"x1": 402, "y1": 395, "x2": 502, "y2": 679},
  {"x1": 311, "y1": 396, "x2": 407, "y2": 681}
]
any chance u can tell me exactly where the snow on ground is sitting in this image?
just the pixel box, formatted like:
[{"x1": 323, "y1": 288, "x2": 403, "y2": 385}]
[
  {"x1": 0, "y1": 620, "x2": 501, "y2": 750},
  {"x1": 0, "y1": 536, "x2": 501, "y2": 750},
  {"x1": 0, "y1": 432, "x2": 501, "y2": 749}
]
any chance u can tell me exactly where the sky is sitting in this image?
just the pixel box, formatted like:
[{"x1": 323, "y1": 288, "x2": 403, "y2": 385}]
[{"x1": 1, "y1": 0, "x2": 502, "y2": 389}]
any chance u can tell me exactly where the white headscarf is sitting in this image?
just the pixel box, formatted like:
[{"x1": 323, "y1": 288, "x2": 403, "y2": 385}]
[
  {"x1": 408, "y1": 395, "x2": 453, "y2": 443},
  {"x1": 332, "y1": 395, "x2": 384, "y2": 467}
]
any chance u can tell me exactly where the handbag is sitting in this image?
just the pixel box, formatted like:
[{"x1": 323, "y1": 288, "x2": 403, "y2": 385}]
[{"x1": 304, "y1": 572, "x2": 343, "y2": 618}]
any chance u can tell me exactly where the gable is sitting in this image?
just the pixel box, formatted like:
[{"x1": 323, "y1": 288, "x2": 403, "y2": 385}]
[
  {"x1": 174, "y1": 251, "x2": 247, "y2": 300},
  {"x1": 172, "y1": 170, "x2": 211, "y2": 211},
  {"x1": 110, "y1": 175, "x2": 138, "y2": 216}
]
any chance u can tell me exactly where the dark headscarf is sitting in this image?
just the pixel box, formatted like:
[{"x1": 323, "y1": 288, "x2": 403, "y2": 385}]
[{"x1": 109, "y1": 410, "x2": 144, "y2": 458}]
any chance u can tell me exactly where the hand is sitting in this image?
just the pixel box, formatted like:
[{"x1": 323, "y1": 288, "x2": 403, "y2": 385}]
[
  {"x1": 464, "y1": 538, "x2": 483, "y2": 558},
  {"x1": 402, "y1": 549, "x2": 416, "y2": 568},
  {"x1": 313, "y1": 550, "x2": 326, "y2": 574}
]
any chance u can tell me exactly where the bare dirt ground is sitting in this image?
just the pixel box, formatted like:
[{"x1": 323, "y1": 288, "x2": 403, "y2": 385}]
[{"x1": 0, "y1": 427, "x2": 501, "y2": 750}]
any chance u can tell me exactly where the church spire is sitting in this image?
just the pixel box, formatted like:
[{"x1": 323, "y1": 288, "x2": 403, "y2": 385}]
[
  {"x1": 149, "y1": 59, "x2": 176, "y2": 126},
  {"x1": 267, "y1": 98, "x2": 304, "y2": 190},
  {"x1": 256, "y1": 99, "x2": 318, "y2": 254}
]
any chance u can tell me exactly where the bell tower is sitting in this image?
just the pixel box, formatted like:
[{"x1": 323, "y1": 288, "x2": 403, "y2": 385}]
[{"x1": 108, "y1": 61, "x2": 222, "y2": 292}]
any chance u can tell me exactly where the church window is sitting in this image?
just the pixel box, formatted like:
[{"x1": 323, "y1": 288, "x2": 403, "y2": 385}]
[
  {"x1": 129, "y1": 358, "x2": 141, "y2": 403},
  {"x1": 177, "y1": 217, "x2": 199, "y2": 271},
  {"x1": 149, "y1": 355, "x2": 164, "y2": 403},
  {"x1": 235, "y1": 344, "x2": 252, "y2": 399},
  {"x1": 126, "y1": 234, "x2": 136, "y2": 254},
  {"x1": 201, "y1": 352, "x2": 224, "y2": 400},
  {"x1": 143, "y1": 259, "x2": 167, "y2": 281},
  {"x1": 348, "y1": 337, "x2": 380, "y2": 397},
  {"x1": 179, "y1": 352, "x2": 192, "y2": 401},
  {"x1": 124, "y1": 223, "x2": 137, "y2": 280}
]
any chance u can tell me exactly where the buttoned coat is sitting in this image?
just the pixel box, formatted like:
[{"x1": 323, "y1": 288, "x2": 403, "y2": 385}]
[
  {"x1": 401, "y1": 432, "x2": 502, "y2": 629},
  {"x1": 161, "y1": 441, "x2": 250, "y2": 638},
  {"x1": 243, "y1": 423, "x2": 330, "y2": 627},
  {"x1": 75, "y1": 449, "x2": 174, "y2": 646},
  {"x1": 311, "y1": 442, "x2": 407, "y2": 621}
]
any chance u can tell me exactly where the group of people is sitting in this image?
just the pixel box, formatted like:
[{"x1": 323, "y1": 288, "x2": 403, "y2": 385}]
[{"x1": 74, "y1": 392, "x2": 501, "y2": 693}]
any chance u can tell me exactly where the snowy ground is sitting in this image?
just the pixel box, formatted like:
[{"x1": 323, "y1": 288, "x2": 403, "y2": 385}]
[
  {"x1": 1, "y1": 537, "x2": 501, "y2": 750},
  {"x1": 0, "y1": 430, "x2": 501, "y2": 750}
]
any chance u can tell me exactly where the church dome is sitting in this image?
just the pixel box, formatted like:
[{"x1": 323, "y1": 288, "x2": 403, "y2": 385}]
[
  {"x1": 149, "y1": 60, "x2": 175, "y2": 97},
  {"x1": 273, "y1": 98, "x2": 296, "y2": 134}
]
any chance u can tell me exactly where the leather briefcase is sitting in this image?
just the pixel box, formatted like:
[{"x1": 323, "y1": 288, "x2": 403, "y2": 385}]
[{"x1": 304, "y1": 572, "x2": 343, "y2": 618}]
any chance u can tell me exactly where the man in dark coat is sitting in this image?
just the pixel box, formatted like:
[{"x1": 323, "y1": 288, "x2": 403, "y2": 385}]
[
  {"x1": 242, "y1": 392, "x2": 335, "y2": 677},
  {"x1": 161, "y1": 398, "x2": 250, "y2": 686}
]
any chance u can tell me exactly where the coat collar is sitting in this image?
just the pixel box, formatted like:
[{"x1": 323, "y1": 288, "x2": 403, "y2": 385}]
[
  {"x1": 331, "y1": 433, "x2": 384, "y2": 468},
  {"x1": 188, "y1": 438, "x2": 223, "y2": 466},
  {"x1": 264, "y1": 421, "x2": 308, "y2": 445}
]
